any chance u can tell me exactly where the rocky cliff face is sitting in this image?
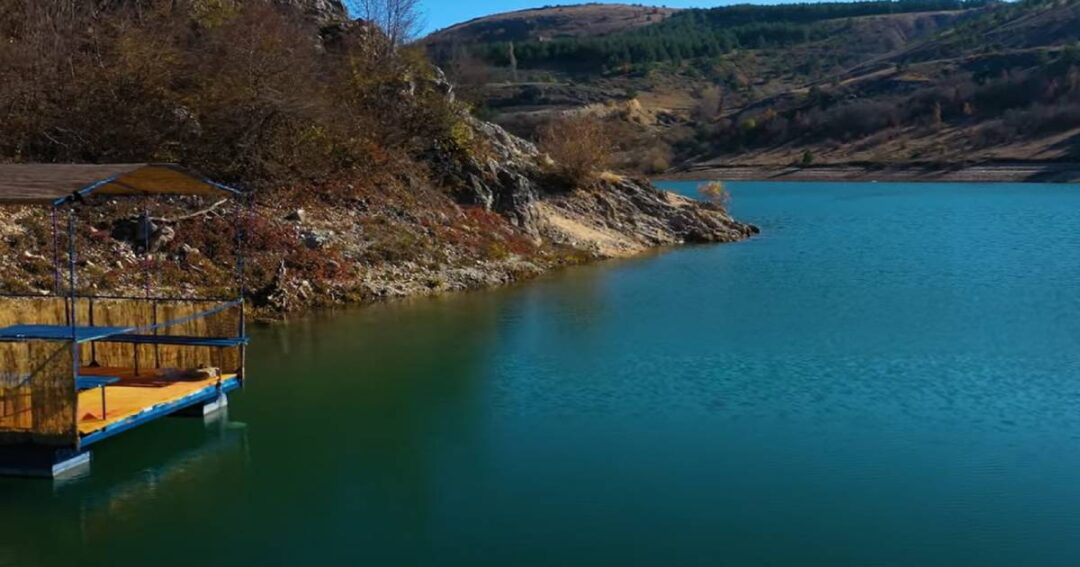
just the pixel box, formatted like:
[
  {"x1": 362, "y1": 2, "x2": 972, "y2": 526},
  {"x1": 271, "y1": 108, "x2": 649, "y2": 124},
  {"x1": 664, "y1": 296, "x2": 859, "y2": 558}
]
[
  {"x1": 535, "y1": 177, "x2": 757, "y2": 257},
  {"x1": 252, "y1": 97, "x2": 757, "y2": 311},
  {"x1": 278, "y1": 0, "x2": 754, "y2": 256},
  {"x1": 250, "y1": 36, "x2": 759, "y2": 311},
  {"x1": 433, "y1": 80, "x2": 757, "y2": 258},
  {"x1": 274, "y1": 0, "x2": 348, "y2": 26}
]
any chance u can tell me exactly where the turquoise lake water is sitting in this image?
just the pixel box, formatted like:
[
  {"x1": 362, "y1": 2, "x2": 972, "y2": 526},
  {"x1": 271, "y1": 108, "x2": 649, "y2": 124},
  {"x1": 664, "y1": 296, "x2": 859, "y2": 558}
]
[{"x1": 2, "y1": 181, "x2": 1080, "y2": 565}]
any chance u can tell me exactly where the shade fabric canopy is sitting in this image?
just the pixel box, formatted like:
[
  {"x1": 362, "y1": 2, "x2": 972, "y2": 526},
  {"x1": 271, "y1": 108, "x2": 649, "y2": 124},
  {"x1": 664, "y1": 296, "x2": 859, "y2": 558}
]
[{"x1": 0, "y1": 163, "x2": 239, "y2": 205}]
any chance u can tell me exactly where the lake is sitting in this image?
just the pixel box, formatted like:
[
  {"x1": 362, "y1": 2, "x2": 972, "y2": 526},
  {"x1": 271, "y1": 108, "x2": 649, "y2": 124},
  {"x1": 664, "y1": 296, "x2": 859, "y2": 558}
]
[{"x1": 3, "y1": 181, "x2": 1080, "y2": 565}]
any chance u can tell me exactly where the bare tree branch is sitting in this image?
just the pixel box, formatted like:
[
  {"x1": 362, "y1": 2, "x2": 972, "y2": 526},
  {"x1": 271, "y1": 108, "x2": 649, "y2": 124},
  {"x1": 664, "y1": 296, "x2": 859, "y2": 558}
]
[{"x1": 347, "y1": 0, "x2": 424, "y2": 49}]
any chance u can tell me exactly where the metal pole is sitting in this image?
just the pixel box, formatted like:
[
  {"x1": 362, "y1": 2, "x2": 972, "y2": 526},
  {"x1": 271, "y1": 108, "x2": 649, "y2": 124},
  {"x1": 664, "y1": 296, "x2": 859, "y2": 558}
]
[
  {"x1": 67, "y1": 209, "x2": 77, "y2": 339},
  {"x1": 234, "y1": 196, "x2": 248, "y2": 307},
  {"x1": 66, "y1": 207, "x2": 82, "y2": 431},
  {"x1": 143, "y1": 195, "x2": 151, "y2": 299},
  {"x1": 89, "y1": 297, "x2": 97, "y2": 366},
  {"x1": 235, "y1": 195, "x2": 249, "y2": 383},
  {"x1": 138, "y1": 195, "x2": 150, "y2": 378},
  {"x1": 51, "y1": 208, "x2": 61, "y2": 296},
  {"x1": 153, "y1": 299, "x2": 160, "y2": 370}
]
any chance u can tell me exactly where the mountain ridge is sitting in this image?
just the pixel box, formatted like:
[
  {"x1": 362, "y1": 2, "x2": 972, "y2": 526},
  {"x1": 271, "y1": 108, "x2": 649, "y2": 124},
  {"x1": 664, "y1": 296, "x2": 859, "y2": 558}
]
[
  {"x1": 427, "y1": 3, "x2": 677, "y2": 44},
  {"x1": 428, "y1": 0, "x2": 1080, "y2": 176}
]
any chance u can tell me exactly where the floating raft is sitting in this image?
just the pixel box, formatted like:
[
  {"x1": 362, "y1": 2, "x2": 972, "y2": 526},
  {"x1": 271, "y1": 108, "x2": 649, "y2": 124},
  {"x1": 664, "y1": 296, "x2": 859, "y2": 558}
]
[
  {"x1": 0, "y1": 300, "x2": 248, "y2": 478},
  {"x1": 75, "y1": 367, "x2": 241, "y2": 446},
  {"x1": 0, "y1": 164, "x2": 250, "y2": 479}
]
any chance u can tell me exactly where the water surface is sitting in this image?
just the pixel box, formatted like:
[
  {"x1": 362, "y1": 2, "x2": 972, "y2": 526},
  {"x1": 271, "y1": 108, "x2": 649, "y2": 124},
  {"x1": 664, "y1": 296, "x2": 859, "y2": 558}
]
[{"x1": 3, "y1": 181, "x2": 1080, "y2": 565}]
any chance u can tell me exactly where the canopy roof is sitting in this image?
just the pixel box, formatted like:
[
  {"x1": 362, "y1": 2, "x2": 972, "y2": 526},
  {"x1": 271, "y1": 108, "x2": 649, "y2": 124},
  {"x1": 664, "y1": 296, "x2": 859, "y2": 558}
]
[{"x1": 0, "y1": 163, "x2": 239, "y2": 206}]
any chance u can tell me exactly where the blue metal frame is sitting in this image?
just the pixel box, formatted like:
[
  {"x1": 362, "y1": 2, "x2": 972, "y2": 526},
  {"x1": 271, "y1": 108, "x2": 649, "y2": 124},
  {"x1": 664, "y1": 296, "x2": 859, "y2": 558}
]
[
  {"x1": 100, "y1": 334, "x2": 249, "y2": 347},
  {"x1": 52, "y1": 175, "x2": 119, "y2": 207},
  {"x1": 135, "y1": 299, "x2": 243, "y2": 334},
  {"x1": 0, "y1": 299, "x2": 243, "y2": 341},
  {"x1": 76, "y1": 376, "x2": 121, "y2": 390},
  {"x1": 0, "y1": 163, "x2": 251, "y2": 461},
  {"x1": 204, "y1": 177, "x2": 243, "y2": 197},
  {"x1": 0, "y1": 292, "x2": 240, "y2": 302},
  {"x1": 79, "y1": 376, "x2": 241, "y2": 447},
  {"x1": 0, "y1": 325, "x2": 135, "y2": 343}
]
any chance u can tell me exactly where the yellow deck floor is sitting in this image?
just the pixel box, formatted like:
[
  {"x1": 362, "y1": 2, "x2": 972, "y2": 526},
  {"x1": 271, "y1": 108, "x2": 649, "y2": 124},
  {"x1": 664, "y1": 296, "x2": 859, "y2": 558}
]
[{"x1": 77, "y1": 368, "x2": 236, "y2": 436}]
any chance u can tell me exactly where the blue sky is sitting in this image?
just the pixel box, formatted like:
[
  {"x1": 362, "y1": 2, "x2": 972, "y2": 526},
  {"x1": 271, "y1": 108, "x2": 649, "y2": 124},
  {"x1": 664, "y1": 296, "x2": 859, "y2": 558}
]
[{"x1": 420, "y1": 1, "x2": 724, "y2": 34}]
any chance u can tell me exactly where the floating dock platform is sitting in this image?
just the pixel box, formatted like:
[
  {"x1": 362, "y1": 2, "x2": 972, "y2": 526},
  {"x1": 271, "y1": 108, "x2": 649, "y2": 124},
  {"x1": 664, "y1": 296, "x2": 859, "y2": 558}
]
[
  {"x1": 0, "y1": 164, "x2": 249, "y2": 478},
  {"x1": 0, "y1": 299, "x2": 248, "y2": 478}
]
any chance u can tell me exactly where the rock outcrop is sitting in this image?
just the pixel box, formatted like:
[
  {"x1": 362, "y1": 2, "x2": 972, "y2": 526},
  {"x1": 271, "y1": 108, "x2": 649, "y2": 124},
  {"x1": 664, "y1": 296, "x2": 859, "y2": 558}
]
[
  {"x1": 439, "y1": 106, "x2": 758, "y2": 258},
  {"x1": 440, "y1": 117, "x2": 544, "y2": 235},
  {"x1": 274, "y1": 0, "x2": 348, "y2": 26},
  {"x1": 281, "y1": 1, "x2": 758, "y2": 257},
  {"x1": 536, "y1": 177, "x2": 757, "y2": 257}
]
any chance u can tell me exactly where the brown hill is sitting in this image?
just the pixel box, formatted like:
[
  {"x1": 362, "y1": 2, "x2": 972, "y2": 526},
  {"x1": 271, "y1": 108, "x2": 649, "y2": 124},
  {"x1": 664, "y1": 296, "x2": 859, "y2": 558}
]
[
  {"x1": 426, "y1": 3, "x2": 677, "y2": 45},
  {"x1": 430, "y1": 0, "x2": 1080, "y2": 175}
]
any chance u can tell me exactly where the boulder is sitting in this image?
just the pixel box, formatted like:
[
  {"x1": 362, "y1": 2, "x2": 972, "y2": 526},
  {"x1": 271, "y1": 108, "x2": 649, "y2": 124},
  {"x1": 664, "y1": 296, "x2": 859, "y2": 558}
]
[{"x1": 301, "y1": 229, "x2": 333, "y2": 250}]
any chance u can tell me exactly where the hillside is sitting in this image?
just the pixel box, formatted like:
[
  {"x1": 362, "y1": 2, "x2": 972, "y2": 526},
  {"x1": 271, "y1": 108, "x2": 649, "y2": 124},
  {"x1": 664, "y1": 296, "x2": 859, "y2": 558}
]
[
  {"x1": 427, "y1": 4, "x2": 677, "y2": 46},
  {"x1": 428, "y1": 0, "x2": 1080, "y2": 178},
  {"x1": 688, "y1": 0, "x2": 1080, "y2": 171},
  {"x1": 0, "y1": 0, "x2": 754, "y2": 315}
]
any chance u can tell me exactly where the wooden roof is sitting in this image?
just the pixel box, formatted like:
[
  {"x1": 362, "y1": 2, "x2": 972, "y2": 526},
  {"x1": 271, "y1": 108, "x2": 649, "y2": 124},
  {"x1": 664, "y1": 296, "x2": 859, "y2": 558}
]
[{"x1": 0, "y1": 163, "x2": 238, "y2": 205}]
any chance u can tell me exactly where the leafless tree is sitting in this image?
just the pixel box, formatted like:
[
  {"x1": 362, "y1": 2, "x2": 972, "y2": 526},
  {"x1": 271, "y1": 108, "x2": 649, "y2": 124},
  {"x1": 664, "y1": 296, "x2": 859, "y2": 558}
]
[
  {"x1": 692, "y1": 85, "x2": 725, "y2": 123},
  {"x1": 348, "y1": 0, "x2": 424, "y2": 48},
  {"x1": 446, "y1": 46, "x2": 491, "y2": 103},
  {"x1": 538, "y1": 114, "x2": 615, "y2": 185}
]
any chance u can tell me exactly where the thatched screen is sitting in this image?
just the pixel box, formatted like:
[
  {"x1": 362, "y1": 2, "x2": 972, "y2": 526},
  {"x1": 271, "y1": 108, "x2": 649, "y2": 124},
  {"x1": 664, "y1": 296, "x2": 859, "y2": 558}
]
[
  {"x1": 0, "y1": 297, "x2": 68, "y2": 327},
  {"x1": 0, "y1": 296, "x2": 243, "y2": 375},
  {"x1": 83, "y1": 298, "x2": 242, "y2": 374},
  {"x1": 0, "y1": 341, "x2": 77, "y2": 446}
]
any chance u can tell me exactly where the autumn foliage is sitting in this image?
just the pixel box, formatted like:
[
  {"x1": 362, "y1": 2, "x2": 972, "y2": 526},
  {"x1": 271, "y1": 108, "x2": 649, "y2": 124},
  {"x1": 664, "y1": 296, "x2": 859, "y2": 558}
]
[
  {"x1": 0, "y1": 0, "x2": 518, "y2": 311},
  {"x1": 697, "y1": 181, "x2": 731, "y2": 210},
  {"x1": 0, "y1": 0, "x2": 462, "y2": 189}
]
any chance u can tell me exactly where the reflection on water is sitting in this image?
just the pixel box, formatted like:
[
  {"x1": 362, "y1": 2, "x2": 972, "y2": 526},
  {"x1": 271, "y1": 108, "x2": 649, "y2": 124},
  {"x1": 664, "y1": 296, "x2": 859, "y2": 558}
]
[
  {"x1": 0, "y1": 411, "x2": 249, "y2": 565},
  {"x1": 72, "y1": 412, "x2": 249, "y2": 538}
]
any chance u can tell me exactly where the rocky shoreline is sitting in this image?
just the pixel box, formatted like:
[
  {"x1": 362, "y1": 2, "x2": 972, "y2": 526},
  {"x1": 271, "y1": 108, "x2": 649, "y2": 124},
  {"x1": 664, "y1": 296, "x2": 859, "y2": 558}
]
[
  {"x1": 0, "y1": 163, "x2": 758, "y2": 321},
  {"x1": 259, "y1": 115, "x2": 759, "y2": 316},
  {"x1": 0, "y1": 0, "x2": 759, "y2": 320},
  {"x1": 664, "y1": 162, "x2": 1080, "y2": 184}
]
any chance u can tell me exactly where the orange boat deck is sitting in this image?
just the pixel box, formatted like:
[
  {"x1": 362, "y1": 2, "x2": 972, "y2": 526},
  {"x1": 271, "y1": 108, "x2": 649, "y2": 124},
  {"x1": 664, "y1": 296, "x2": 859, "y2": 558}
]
[{"x1": 77, "y1": 368, "x2": 237, "y2": 437}]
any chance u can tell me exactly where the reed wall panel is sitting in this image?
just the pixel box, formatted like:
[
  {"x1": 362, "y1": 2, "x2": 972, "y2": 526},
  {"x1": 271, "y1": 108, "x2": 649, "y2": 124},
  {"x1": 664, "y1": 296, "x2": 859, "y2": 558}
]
[
  {"x1": 0, "y1": 296, "x2": 242, "y2": 376},
  {"x1": 0, "y1": 298, "x2": 68, "y2": 327},
  {"x1": 0, "y1": 341, "x2": 76, "y2": 446}
]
